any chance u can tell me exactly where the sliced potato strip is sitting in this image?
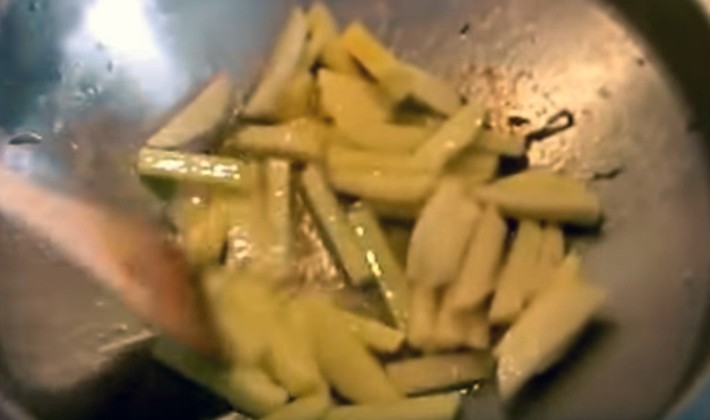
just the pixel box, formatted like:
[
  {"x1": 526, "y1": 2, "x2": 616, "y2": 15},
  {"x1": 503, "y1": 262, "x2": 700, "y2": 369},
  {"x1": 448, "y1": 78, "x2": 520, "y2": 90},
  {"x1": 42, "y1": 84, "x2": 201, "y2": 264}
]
[
  {"x1": 326, "y1": 144, "x2": 426, "y2": 174},
  {"x1": 306, "y1": 3, "x2": 360, "y2": 75},
  {"x1": 325, "y1": 393, "x2": 461, "y2": 420},
  {"x1": 407, "y1": 284, "x2": 439, "y2": 350},
  {"x1": 399, "y1": 64, "x2": 462, "y2": 116},
  {"x1": 407, "y1": 178, "x2": 480, "y2": 287},
  {"x1": 443, "y1": 205, "x2": 507, "y2": 311},
  {"x1": 368, "y1": 199, "x2": 423, "y2": 222},
  {"x1": 465, "y1": 311, "x2": 492, "y2": 350},
  {"x1": 147, "y1": 73, "x2": 232, "y2": 149},
  {"x1": 489, "y1": 220, "x2": 544, "y2": 324},
  {"x1": 495, "y1": 277, "x2": 605, "y2": 401},
  {"x1": 318, "y1": 69, "x2": 392, "y2": 122},
  {"x1": 301, "y1": 166, "x2": 372, "y2": 285},
  {"x1": 226, "y1": 118, "x2": 328, "y2": 162},
  {"x1": 413, "y1": 103, "x2": 485, "y2": 171},
  {"x1": 475, "y1": 129, "x2": 526, "y2": 157},
  {"x1": 306, "y1": 299, "x2": 402, "y2": 403},
  {"x1": 348, "y1": 203, "x2": 411, "y2": 330},
  {"x1": 244, "y1": 8, "x2": 309, "y2": 120},
  {"x1": 264, "y1": 391, "x2": 332, "y2": 420},
  {"x1": 264, "y1": 320, "x2": 323, "y2": 397},
  {"x1": 474, "y1": 170, "x2": 602, "y2": 226},
  {"x1": 337, "y1": 120, "x2": 431, "y2": 154},
  {"x1": 260, "y1": 159, "x2": 293, "y2": 281},
  {"x1": 340, "y1": 22, "x2": 407, "y2": 100},
  {"x1": 138, "y1": 148, "x2": 254, "y2": 189},
  {"x1": 539, "y1": 224, "x2": 565, "y2": 267},
  {"x1": 228, "y1": 365, "x2": 290, "y2": 417},
  {"x1": 386, "y1": 353, "x2": 493, "y2": 395},
  {"x1": 339, "y1": 309, "x2": 406, "y2": 353},
  {"x1": 275, "y1": 71, "x2": 316, "y2": 121},
  {"x1": 328, "y1": 168, "x2": 436, "y2": 204}
]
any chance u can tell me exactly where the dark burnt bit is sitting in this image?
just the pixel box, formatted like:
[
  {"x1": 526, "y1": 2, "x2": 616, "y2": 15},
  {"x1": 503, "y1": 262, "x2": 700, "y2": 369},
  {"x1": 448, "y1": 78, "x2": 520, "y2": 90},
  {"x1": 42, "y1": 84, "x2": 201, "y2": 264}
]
[
  {"x1": 525, "y1": 109, "x2": 575, "y2": 143},
  {"x1": 591, "y1": 166, "x2": 625, "y2": 181},
  {"x1": 507, "y1": 115, "x2": 532, "y2": 128},
  {"x1": 459, "y1": 22, "x2": 471, "y2": 37}
]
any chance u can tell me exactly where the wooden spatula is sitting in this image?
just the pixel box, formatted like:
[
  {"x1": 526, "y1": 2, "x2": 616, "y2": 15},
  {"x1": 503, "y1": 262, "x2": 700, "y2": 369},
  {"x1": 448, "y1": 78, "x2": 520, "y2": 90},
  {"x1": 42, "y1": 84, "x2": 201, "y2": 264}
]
[{"x1": 0, "y1": 165, "x2": 216, "y2": 355}]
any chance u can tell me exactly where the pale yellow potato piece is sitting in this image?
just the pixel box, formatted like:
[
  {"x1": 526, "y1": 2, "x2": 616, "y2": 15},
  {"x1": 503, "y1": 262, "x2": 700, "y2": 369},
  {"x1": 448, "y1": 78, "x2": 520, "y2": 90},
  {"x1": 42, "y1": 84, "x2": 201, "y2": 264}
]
[
  {"x1": 474, "y1": 170, "x2": 602, "y2": 226},
  {"x1": 326, "y1": 144, "x2": 427, "y2": 174},
  {"x1": 339, "y1": 309, "x2": 406, "y2": 353},
  {"x1": 465, "y1": 311, "x2": 492, "y2": 350},
  {"x1": 407, "y1": 284, "x2": 440, "y2": 350},
  {"x1": 274, "y1": 71, "x2": 316, "y2": 121},
  {"x1": 245, "y1": 8, "x2": 309, "y2": 120},
  {"x1": 325, "y1": 393, "x2": 461, "y2": 420},
  {"x1": 443, "y1": 205, "x2": 507, "y2": 311},
  {"x1": 318, "y1": 69, "x2": 392, "y2": 122},
  {"x1": 337, "y1": 119, "x2": 431, "y2": 154},
  {"x1": 447, "y1": 149, "x2": 500, "y2": 182},
  {"x1": 368, "y1": 199, "x2": 423, "y2": 222},
  {"x1": 385, "y1": 353, "x2": 493, "y2": 395},
  {"x1": 264, "y1": 391, "x2": 332, "y2": 420},
  {"x1": 400, "y1": 64, "x2": 462, "y2": 116},
  {"x1": 489, "y1": 220, "x2": 544, "y2": 324},
  {"x1": 306, "y1": 3, "x2": 360, "y2": 74},
  {"x1": 264, "y1": 320, "x2": 323, "y2": 397},
  {"x1": 306, "y1": 299, "x2": 402, "y2": 403},
  {"x1": 147, "y1": 73, "x2": 232, "y2": 149},
  {"x1": 228, "y1": 366, "x2": 289, "y2": 417},
  {"x1": 227, "y1": 118, "x2": 328, "y2": 162},
  {"x1": 532, "y1": 224, "x2": 566, "y2": 293},
  {"x1": 201, "y1": 271, "x2": 279, "y2": 364},
  {"x1": 413, "y1": 103, "x2": 486, "y2": 171},
  {"x1": 495, "y1": 278, "x2": 605, "y2": 401},
  {"x1": 259, "y1": 159, "x2": 293, "y2": 282},
  {"x1": 340, "y1": 22, "x2": 406, "y2": 99},
  {"x1": 301, "y1": 166, "x2": 372, "y2": 285},
  {"x1": 475, "y1": 129, "x2": 526, "y2": 157},
  {"x1": 407, "y1": 178, "x2": 481, "y2": 287},
  {"x1": 348, "y1": 203, "x2": 411, "y2": 330},
  {"x1": 328, "y1": 168, "x2": 436, "y2": 204}
]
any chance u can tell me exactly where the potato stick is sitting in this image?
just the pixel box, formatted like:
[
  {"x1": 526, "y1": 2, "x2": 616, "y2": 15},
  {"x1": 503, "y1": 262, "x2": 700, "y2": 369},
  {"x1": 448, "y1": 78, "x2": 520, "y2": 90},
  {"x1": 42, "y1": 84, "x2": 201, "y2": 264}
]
[
  {"x1": 402, "y1": 63, "x2": 462, "y2": 116},
  {"x1": 475, "y1": 129, "x2": 526, "y2": 157},
  {"x1": 227, "y1": 119, "x2": 327, "y2": 162},
  {"x1": 306, "y1": 3, "x2": 360, "y2": 74},
  {"x1": 147, "y1": 73, "x2": 232, "y2": 149},
  {"x1": 275, "y1": 72, "x2": 316, "y2": 121},
  {"x1": 407, "y1": 284, "x2": 440, "y2": 350},
  {"x1": 447, "y1": 149, "x2": 499, "y2": 180},
  {"x1": 337, "y1": 119, "x2": 431, "y2": 154},
  {"x1": 318, "y1": 69, "x2": 392, "y2": 122},
  {"x1": 443, "y1": 205, "x2": 507, "y2": 311},
  {"x1": 385, "y1": 353, "x2": 493, "y2": 395},
  {"x1": 413, "y1": 103, "x2": 485, "y2": 171},
  {"x1": 407, "y1": 178, "x2": 480, "y2": 287},
  {"x1": 532, "y1": 224, "x2": 566, "y2": 293},
  {"x1": 301, "y1": 166, "x2": 372, "y2": 285},
  {"x1": 328, "y1": 168, "x2": 436, "y2": 204},
  {"x1": 489, "y1": 220, "x2": 544, "y2": 325},
  {"x1": 244, "y1": 8, "x2": 308, "y2": 120},
  {"x1": 228, "y1": 366, "x2": 290, "y2": 417},
  {"x1": 325, "y1": 393, "x2": 461, "y2": 420},
  {"x1": 260, "y1": 159, "x2": 293, "y2": 281},
  {"x1": 474, "y1": 170, "x2": 602, "y2": 226},
  {"x1": 264, "y1": 320, "x2": 323, "y2": 396},
  {"x1": 340, "y1": 22, "x2": 407, "y2": 100},
  {"x1": 348, "y1": 203, "x2": 410, "y2": 330},
  {"x1": 326, "y1": 144, "x2": 428, "y2": 174},
  {"x1": 138, "y1": 148, "x2": 254, "y2": 189},
  {"x1": 201, "y1": 272, "x2": 278, "y2": 364},
  {"x1": 339, "y1": 309, "x2": 406, "y2": 353},
  {"x1": 307, "y1": 299, "x2": 402, "y2": 403},
  {"x1": 431, "y1": 307, "x2": 472, "y2": 350},
  {"x1": 368, "y1": 199, "x2": 423, "y2": 222},
  {"x1": 464, "y1": 310, "x2": 491, "y2": 350},
  {"x1": 495, "y1": 278, "x2": 605, "y2": 401},
  {"x1": 264, "y1": 391, "x2": 332, "y2": 420}
]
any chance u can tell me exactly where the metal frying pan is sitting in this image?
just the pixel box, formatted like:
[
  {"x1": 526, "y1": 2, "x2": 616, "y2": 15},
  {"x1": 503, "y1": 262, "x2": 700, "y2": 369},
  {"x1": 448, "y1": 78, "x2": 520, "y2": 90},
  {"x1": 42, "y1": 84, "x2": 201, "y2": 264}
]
[{"x1": 2, "y1": 0, "x2": 710, "y2": 418}]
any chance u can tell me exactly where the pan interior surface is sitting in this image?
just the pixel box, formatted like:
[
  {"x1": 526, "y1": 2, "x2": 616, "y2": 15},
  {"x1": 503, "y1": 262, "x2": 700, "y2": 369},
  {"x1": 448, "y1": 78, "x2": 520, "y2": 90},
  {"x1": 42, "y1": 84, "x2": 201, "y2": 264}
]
[{"x1": 0, "y1": 0, "x2": 709, "y2": 419}]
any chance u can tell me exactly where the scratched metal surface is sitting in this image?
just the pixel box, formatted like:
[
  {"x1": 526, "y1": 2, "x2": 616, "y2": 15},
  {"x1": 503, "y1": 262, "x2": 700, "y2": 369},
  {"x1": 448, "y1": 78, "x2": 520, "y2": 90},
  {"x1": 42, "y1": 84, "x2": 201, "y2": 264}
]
[{"x1": 1, "y1": 0, "x2": 710, "y2": 419}]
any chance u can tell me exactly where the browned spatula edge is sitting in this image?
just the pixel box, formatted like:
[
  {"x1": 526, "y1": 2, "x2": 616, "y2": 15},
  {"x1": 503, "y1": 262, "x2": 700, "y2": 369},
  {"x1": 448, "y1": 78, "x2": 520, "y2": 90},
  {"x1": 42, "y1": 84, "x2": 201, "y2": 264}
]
[{"x1": 0, "y1": 165, "x2": 217, "y2": 356}]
